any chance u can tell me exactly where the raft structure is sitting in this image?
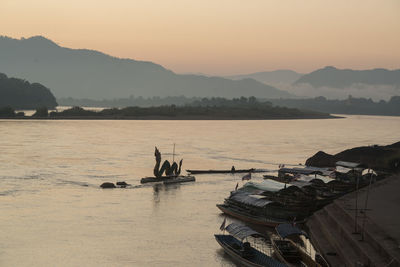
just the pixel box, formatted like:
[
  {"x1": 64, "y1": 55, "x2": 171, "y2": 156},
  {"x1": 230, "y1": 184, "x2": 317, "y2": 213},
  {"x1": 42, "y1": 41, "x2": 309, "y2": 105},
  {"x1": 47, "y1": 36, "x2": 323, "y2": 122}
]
[
  {"x1": 140, "y1": 146, "x2": 196, "y2": 185},
  {"x1": 140, "y1": 175, "x2": 195, "y2": 184}
]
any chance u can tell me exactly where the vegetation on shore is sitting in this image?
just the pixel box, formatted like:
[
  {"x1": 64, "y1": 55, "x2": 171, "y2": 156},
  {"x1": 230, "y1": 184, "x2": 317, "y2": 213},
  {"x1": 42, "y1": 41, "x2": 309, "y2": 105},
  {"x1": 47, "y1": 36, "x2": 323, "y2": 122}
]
[
  {"x1": 269, "y1": 95, "x2": 400, "y2": 116},
  {"x1": 59, "y1": 95, "x2": 400, "y2": 116},
  {"x1": 0, "y1": 73, "x2": 57, "y2": 109},
  {"x1": 1, "y1": 97, "x2": 335, "y2": 119}
]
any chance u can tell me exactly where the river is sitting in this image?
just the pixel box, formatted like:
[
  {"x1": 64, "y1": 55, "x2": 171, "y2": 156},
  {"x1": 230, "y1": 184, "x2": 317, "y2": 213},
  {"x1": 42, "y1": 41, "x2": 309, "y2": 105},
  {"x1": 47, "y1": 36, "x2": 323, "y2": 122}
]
[{"x1": 0, "y1": 115, "x2": 399, "y2": 266}]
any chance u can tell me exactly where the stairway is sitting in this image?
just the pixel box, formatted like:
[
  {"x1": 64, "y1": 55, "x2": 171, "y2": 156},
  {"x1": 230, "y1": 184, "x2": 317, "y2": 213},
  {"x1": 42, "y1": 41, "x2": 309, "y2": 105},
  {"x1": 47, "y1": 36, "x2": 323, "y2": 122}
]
[{"x1": 307, "y1": 193, "x2": 399, "y2": 267}]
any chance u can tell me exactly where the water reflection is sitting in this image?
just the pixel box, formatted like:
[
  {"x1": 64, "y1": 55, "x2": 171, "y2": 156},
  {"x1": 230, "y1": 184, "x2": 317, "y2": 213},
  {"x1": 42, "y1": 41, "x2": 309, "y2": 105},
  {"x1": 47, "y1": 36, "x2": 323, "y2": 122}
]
[{"x1": 152, "y1": 183, "x2": 182, "y2": 204}]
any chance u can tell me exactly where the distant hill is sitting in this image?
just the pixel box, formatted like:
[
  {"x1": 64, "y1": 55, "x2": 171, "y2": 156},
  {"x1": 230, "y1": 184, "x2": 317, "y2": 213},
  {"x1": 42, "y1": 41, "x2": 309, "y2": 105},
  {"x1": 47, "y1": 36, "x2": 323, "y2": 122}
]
[
  {"x1": 269, "y1": 95, "x2": 400, "y2": 116},
  {"x1": 226, "y1": 70, "x2": 303, "y2": 87},
  {"x1": 0, "y1": 73, "x2": 57, "y2": 109},
  {"x1": 295, "y1": 66, "x2": 400, "y2": 88},
  {"x1": 0, "y1": 36, "x2": 292, "y2": 99}
]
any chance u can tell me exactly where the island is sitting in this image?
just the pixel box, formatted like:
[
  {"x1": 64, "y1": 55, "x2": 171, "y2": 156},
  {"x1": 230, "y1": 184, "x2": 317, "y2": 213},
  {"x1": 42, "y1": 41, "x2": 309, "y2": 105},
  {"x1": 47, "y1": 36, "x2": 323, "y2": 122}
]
[{"x1": 2, "y1": 97, "x2": 339, "y2": 120}]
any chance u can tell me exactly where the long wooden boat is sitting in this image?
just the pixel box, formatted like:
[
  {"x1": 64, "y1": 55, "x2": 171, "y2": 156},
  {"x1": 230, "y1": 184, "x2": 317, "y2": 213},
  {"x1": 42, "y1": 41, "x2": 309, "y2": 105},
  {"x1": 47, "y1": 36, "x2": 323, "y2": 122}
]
[
  {"x1": 186, "y1": 168, "x2": 270, "y2": 174},
  {"x1": 271, "y1": 239, "x2": 321, "y2": 267},
  {"x1": 140, "y1": 175, "x2": 195, "y2": 184},
  {"x1": 223, "y1": 192, "x2": 312, "y2": 221},
  {"x1": 216, "y1": 204, "x2": 306, "y2": 227},
  {"x1": 215, "y1": 223, "x2": 288, "y2": 267},
  {"x1": 271, "y1": 223, "x2": 322, "y2": 267}
]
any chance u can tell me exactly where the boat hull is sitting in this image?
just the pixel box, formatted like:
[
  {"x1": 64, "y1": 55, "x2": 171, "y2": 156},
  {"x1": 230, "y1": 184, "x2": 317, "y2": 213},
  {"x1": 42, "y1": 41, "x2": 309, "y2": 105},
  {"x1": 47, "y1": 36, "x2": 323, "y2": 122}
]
[
  {"x1": 187, "y1": 169, "x2": 269, "y2": 174},
  {"x1": 215, "y1": 235, "x2": 288, "y2": 267},
  {"x1": 271, "y1": 238, "x2": 321, "y2": 267},
  {"x1": 216, "y1": 204, "x2": 303, "y2": 227}
]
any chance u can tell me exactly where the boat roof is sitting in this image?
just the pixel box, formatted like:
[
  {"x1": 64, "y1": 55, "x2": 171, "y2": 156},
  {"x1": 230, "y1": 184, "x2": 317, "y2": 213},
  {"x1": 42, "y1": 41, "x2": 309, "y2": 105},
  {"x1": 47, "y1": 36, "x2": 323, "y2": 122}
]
[
  {"x1": 279, "y1": 167, "x2": 323, "y2": 175},
  {"x1": 230, "y1": 192, "x2": 273, "y2": 207},
  {"x1": 336, "y1": 161, "x2": 364, "y2": 168},
  {"x1": 336, "y1": 165, "x2": 364, "y2": 173},
  {"x1": 225, "y1": 223, "x2": 263, "y2": 240},
  {"x1": 242, "y1": 180, "x2": 286, "y2": 193},
  {"x1": 276, "y1": 223, "x2": 308, "y2": 239}
]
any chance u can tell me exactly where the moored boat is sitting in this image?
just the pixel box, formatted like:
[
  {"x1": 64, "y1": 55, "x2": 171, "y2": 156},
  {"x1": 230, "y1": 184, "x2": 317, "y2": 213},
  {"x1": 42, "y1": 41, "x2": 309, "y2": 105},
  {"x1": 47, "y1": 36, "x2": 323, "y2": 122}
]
[
  {"x1": 187, "y1": 168, "x2": 270, "y2": 174},
  {"x1": 216, "y1": 203, "x2": 306, "y2": 227},
  {"x1": 271, "y1": 223, "x2": 323, "y2": 267},
  {"x1": 215, "y1": 222, "x2": 288, "y2": 267}
]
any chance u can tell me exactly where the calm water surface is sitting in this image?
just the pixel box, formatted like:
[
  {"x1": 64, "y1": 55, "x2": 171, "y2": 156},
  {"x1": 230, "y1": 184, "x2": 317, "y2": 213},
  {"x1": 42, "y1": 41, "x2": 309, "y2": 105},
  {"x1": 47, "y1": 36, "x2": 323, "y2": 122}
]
[{"x1": 1, "y1": 115, "x2": 399, "y2": 266}]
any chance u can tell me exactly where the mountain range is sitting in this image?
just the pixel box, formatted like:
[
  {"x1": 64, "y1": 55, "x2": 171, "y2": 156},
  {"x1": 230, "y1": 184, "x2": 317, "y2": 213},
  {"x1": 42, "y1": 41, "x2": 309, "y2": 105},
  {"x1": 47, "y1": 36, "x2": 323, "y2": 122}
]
[
  {"x1": 1, "y1": 36, "x2": 398, "y2": 101},
  {"x1": 295, "y1": 66, "x2": 400, "y2": 88},
  {"x1": 0, "y1": 36, "x2": 291, "y2": 99}
]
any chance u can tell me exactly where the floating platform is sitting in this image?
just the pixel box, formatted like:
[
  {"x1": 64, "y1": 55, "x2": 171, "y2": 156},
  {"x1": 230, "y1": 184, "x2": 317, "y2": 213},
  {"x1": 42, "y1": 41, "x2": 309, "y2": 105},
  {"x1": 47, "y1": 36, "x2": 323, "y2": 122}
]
[
  {"x1": 163, "y1": 176, "x2": 195, "y2": 185},
  {"x1": 140, "y1": 175, "x2": 195, "y2": 184},
  {"x1": 186, "y1": 168, "x2": 270, "y2": 174}
]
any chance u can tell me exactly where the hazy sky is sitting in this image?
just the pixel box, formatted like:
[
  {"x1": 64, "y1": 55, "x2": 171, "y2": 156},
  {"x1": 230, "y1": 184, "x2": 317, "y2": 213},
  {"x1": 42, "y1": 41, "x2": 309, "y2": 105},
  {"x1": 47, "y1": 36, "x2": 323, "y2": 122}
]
[{"x1": 1, "y1": 0, "x2": 399, "y2": 75}]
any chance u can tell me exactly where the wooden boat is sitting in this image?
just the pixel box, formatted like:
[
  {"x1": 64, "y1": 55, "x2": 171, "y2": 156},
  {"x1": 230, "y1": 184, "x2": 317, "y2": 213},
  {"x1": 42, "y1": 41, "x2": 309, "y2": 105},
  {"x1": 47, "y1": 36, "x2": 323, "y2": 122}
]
[
  {"x1": 140, "y1": 175, "x2": 195, "y2": 184},
  {"x1": 223, "y1": 191, "x2": 312, "y2": 222},
  {"x1": 215, "y1": 222, "x2": 288, "y2": 267},
  {"x1": 187, "y1": 168, "x2": 254, "y2": 174},
  {"x1": 186, "y1": 168, "x2": 270, "y2": 174},
  {"x1": 216, "y1": 204, "x2": 306, "y2": 227},
  {"x1": 271, "y1": 224, "x2": 322, "y2": 267}
]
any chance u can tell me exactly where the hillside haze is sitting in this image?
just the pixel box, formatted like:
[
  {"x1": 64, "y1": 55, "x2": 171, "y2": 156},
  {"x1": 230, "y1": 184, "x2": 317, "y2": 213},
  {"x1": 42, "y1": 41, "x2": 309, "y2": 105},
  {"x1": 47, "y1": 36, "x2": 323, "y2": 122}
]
[
  {"x1": 0, "y1": 36, "x2": 291, "y2": 99},
  {"x1": 226, "y1": 70, "x2": 303, "y2": 87}
]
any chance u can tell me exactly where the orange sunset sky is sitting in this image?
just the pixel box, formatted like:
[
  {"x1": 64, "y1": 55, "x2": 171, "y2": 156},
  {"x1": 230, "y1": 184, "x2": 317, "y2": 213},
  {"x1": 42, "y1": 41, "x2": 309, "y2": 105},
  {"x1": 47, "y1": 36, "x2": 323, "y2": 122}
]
[{"x1": 1, "y1": 0, "x2": 399, "y2": 75}]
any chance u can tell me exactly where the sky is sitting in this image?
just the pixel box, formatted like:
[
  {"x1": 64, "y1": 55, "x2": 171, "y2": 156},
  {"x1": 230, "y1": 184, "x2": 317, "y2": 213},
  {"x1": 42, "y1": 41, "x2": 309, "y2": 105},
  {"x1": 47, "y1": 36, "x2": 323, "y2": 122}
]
[{"x1": 1, "y1": 0, "x2": 399, "y2": 75}]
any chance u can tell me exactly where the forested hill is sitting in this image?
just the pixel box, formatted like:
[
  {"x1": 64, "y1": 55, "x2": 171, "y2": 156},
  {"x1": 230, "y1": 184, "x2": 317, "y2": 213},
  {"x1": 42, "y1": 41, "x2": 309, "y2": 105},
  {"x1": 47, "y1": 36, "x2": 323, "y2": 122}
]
[
  {"x1": 0, "y1": 73, "x2": 57, "y2": 109},
  {"x1": 0, "y1": 36, "x2": 291, "y2": 99}
]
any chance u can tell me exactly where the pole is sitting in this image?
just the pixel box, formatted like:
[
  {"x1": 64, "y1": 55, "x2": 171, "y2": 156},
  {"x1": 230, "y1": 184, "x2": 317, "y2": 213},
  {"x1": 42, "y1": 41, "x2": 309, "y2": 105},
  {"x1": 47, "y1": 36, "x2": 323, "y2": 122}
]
[
  {"x1": 361, "y1": 169, "x2": 373, "y2": 241},
  {"x1": 172, "y1": 143, "x2": 175, "y2": 162},
  {"x1": 354, "y1": 169, "x2": 359, "y2": 234}
]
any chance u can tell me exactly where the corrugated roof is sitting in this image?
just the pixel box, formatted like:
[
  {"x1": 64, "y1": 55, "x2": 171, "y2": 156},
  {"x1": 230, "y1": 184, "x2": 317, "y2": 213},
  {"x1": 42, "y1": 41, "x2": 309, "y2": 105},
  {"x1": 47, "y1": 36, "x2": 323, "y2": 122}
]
[
  {"x1": 225, "y1": 223, "x2": 262, "y2": 240},
  {"x1": 336, "y1": 161, "x2": 362, "y2": 168},
  {"x1": 230, "y1": 192, "x2": 272, "y2": 207},
  {"x1": 276, "y1": 223, "x2": 308, "y2": 239},
  {"x1": 279, "y1": 167, "x2": 323, "y2": 175}
]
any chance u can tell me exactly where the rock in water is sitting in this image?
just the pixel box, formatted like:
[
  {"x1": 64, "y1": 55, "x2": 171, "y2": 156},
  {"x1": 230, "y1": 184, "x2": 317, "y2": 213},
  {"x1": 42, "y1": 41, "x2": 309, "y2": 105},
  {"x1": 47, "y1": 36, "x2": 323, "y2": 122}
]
[
  {"x1": 100, "y1": 182, "x2": 116, "y2": 188},
  {"x1": 116, "y1": 181, "x2": 130, "y2": 186}
]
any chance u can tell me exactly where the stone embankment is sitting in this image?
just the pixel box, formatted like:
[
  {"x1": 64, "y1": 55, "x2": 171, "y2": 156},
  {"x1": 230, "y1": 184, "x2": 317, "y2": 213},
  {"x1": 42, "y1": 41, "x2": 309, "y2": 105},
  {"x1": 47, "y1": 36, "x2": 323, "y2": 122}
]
[{"x1": 307, "y1": 174, "x2": 400, "y2": 266}]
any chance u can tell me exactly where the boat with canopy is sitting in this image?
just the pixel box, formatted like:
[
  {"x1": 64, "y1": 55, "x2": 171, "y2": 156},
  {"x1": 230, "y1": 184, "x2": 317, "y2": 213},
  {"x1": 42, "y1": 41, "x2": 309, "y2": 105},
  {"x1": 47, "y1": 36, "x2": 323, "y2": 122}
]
[
  {"x1": 215, "y1": 222, "x2": 288, "y2": 267},
  {"x1": 271, "y1": 223, "x2": 324, "y2": 267}
]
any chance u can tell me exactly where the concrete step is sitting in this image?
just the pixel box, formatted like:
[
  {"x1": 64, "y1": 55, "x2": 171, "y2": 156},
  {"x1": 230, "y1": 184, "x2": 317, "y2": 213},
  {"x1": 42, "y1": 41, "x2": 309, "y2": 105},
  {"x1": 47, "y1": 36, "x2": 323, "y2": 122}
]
[
  {"x1": 314, "y1": 208, "x2": 362, "y2": 266},
  {"x1": 307, "y1": 213, "x2": 346, "y2": 267},
  {"x1": 323, "y1": 203, "x2": 390, "y2": 266},
  {"x1": 332, "y1": 198, "x2": 400, "y2": 265}
]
